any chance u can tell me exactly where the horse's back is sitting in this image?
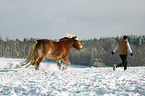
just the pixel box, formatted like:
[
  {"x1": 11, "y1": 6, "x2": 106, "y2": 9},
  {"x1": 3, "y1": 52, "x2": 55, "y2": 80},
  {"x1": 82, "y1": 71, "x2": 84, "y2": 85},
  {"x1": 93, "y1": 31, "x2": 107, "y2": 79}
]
[
  {"x1": 37, "y1": 39, "x2": 51, "y2": 44},
  {"x1": 36, "y1": 39, "x2": 53, "y2": 55}
]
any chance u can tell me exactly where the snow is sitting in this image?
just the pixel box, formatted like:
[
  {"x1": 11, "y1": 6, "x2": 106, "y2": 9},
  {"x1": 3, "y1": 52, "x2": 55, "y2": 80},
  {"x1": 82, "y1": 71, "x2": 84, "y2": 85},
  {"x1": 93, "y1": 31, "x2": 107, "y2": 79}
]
[{"x1": 0, "y1": 58, "x2": 145, "y2": 96}]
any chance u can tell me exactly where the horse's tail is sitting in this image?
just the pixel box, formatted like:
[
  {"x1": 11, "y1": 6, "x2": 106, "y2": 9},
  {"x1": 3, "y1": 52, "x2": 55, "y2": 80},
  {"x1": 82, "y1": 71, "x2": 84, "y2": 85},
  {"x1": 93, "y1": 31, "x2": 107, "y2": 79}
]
[{"x1": 24, "y1": 41, "x2": 38, "y2": 65}]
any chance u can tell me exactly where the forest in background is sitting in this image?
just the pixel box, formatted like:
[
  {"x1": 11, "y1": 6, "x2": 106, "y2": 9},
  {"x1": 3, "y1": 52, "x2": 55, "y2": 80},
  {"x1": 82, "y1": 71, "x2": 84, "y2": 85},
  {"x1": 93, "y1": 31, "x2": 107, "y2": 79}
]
[{"x1": 0, "y1": 35, "x2": 145, "y2": 67}]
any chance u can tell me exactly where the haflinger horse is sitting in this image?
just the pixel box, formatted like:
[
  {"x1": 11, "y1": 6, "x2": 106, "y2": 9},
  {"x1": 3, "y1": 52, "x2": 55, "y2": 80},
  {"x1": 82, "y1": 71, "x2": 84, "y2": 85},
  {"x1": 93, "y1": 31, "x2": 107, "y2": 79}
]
[{"x1": 21, "y1": 34, "x2": 83, "y2": 71}]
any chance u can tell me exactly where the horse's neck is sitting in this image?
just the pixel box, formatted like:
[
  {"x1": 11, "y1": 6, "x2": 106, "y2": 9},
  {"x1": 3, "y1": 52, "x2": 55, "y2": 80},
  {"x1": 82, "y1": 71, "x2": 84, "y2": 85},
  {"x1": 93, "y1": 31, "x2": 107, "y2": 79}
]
[{"x1": 59, "y1": 39, "x2": 74, "y2": 49}]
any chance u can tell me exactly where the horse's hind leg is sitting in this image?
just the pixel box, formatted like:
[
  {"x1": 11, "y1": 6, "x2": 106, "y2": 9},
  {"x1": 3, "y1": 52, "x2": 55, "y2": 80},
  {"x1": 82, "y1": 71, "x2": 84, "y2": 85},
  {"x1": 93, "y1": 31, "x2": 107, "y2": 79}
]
[
  {"x1": 57, "y1": 59, "x2": 61, "y2": 70},
  {"x1": 62, "y1": 58, "x2": 70, "y2": 71},
  {"x1": 36, "y1": 56, "x2": 45, "y2": 70},
  {"x1": 33, "y1": 55, "x2": 39, "y2": 66}
]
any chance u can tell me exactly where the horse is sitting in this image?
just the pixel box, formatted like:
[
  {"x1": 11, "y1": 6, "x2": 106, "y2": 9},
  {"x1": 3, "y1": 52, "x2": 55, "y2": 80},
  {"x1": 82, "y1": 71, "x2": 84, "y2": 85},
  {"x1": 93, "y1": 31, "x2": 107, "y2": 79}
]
[{"x1": 21, "y1": 35, "x2": 83, "y2": 70}]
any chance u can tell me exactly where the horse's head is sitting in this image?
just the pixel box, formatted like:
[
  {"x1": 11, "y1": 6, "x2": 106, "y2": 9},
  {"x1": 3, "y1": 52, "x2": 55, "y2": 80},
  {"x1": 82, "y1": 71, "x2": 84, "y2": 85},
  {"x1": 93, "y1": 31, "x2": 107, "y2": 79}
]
[
  {"x1": 59, "y1": 34, "x2": 83, "y2": 50},
  {"x1": 72, "y1": 36, "x2": 83, "y2": 50}
]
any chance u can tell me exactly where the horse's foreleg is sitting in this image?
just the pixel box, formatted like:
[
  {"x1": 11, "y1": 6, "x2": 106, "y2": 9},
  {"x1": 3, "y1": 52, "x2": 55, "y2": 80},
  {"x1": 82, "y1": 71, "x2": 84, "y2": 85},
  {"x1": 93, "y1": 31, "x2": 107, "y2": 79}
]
[
  {"x1": 57, "y1": 59, "x2": 61, "y2": 70},
  {"x1": 36, "y1": 56, "x2": 45, "y2": 70},
  {"x1": 62, "y1": 58, "x2": 70, "y2": 71}
]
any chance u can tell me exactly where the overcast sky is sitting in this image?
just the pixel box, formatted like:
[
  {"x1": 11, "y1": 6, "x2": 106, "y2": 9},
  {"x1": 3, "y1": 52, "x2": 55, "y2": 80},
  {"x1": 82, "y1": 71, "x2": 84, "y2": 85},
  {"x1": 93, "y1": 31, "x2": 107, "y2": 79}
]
[{"x1": 0, "y1": 0, "x2": 145, "y2": 40}]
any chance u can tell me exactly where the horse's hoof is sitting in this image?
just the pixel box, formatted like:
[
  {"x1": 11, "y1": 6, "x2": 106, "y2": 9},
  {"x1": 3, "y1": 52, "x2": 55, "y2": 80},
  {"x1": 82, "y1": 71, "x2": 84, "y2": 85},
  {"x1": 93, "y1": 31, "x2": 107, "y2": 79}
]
[
  {"x1": 58, "y1": 67, "x2": 61, "y2": 70},
  {"x1": 35, "y1": 67, "x2": 39, "y2": 70},
  {"x1": 57, "y1": 66, "x2": 61, "y2": 70},
  {"x1": 63, "y1": 67, "x2": 67, "y2": 71}
]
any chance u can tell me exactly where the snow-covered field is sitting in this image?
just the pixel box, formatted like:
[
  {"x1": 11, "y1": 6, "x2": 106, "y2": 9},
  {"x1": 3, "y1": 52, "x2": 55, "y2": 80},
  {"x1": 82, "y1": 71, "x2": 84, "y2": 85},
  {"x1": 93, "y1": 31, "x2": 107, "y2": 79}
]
[{"x1": 0, "y1": 58, "x2": 145, "y2": 96}]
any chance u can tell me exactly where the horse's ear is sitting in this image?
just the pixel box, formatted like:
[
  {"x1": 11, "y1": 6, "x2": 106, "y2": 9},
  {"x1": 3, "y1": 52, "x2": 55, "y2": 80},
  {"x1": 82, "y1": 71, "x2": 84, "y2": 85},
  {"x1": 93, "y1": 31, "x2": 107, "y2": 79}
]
[
  {"x1": 73, "y1": 36, "x2": 77, "y2": 38},
  {"x1": 72, "y1": 36, "x2": 77, "y2": 39},
  {"x1": 72, "y1": 36, "x2": 79, "y2": 41}
]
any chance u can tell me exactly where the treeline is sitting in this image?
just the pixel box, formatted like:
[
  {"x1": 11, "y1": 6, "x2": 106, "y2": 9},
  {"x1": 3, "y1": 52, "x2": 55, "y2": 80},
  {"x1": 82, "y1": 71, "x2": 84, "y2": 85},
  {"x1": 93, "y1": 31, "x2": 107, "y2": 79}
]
[{"x1": 0, "y1": 35, "x2": 145, "y2": 67}]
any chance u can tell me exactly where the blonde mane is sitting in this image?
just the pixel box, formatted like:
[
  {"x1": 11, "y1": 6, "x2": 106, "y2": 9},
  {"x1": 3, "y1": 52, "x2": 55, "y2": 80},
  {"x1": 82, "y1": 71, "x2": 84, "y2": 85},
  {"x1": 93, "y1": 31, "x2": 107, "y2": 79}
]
[
  {"x1": 57, "y1": 33, "x2": 79, "y2": 42},
  {"x1": 66, "y1": 33, "x2": 74, "y2": 38}
]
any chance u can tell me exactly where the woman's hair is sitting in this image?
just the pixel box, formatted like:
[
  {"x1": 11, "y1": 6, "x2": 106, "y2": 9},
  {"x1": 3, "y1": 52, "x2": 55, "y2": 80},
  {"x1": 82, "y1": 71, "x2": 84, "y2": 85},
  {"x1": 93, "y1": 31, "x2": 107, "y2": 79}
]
[{"x1": 123, "y1": 35, "x2": 128, "y2": 39}]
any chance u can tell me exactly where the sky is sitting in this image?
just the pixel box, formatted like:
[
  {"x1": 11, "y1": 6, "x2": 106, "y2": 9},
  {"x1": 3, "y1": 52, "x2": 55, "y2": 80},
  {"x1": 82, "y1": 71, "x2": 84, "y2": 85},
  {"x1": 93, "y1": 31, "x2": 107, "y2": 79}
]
[{"x1": 0, "y1": 0, "x2": 145, "y2": 40}]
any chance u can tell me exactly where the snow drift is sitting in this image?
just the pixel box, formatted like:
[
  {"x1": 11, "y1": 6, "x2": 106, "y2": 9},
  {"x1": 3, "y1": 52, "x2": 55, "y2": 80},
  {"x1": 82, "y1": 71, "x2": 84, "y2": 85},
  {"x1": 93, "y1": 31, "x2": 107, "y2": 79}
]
[{"x1": 0, "y1": 58, "x2": 145, "y2": 96}]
